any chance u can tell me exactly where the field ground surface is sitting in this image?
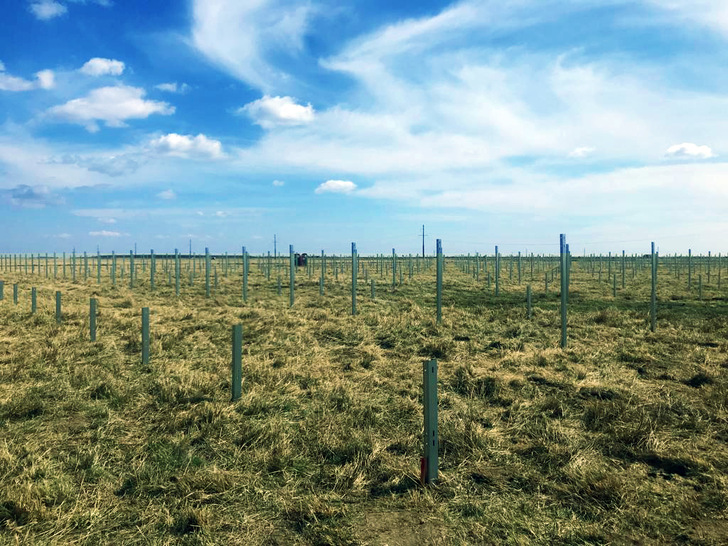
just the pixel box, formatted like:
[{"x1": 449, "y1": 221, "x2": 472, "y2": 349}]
[{"x1": 0, "y1": 255, "x2": 727, "y2": 544}]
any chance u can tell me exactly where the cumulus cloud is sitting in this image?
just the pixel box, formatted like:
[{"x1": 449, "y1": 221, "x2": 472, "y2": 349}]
[
  {"x1": 155, "y1": 82, "x2": 190, "y2": 93},
  {"x1": 315, "y1": 180, "x2": 357, "y2": 194},
  {"x1": 36, "y1": 69, "x2": 55, "y2": 89},
  {"x1": 157, "y1": 189, "x2": 176, "y2": 200},
  {"x1": 46, "y1": 85, "x2": 174, "y2": 132},
  {"x1": 239, "y1": 95, "x2": 314, "y2": 129},
  {"x1": 149, "y1": 133, "x2": 224, "y2": 159},
  {"x1": 272, "y1": 180, "x2": 285, "y2": 186},
  {"x1": 30, "y1": 1, "x2": 67, "y2": 20},
  {"x1": 0, "y1": 63, "x2": 55, "y2": 91},
  {"x1": 80, "y1": 57, "x2": 125, "y2": 76},
  {"x1": 665, "y1": 142, "x2": 715, "y2": 159},
  {"x1": 568, "y1": 146, "x2": 595, "y2": 158},
  {"x1": 89, "y1": 230, "x2": 125, "y2": 237}
]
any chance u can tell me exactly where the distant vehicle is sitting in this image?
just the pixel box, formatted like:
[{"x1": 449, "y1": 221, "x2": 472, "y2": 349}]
[{"x1": 295, "y1": 253, "x2": 308, "y2": 267}]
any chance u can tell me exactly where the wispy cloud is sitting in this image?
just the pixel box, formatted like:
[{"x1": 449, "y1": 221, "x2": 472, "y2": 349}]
[
  {"x1": 157, "y1": 189, "x2": 176, "y2": 200},
  {"x1": 89, "y1": 230, "x2": 126, "y2": 237},
  {"x1": 191, "y1": 0, "x2": 313, "y2": 91},
  {"x1": 30, "y1": 1, "x2": 67, "y2": 20},
  {"x1": 2, "y1": 184, "x2": 64, "y2": 208},
  {"x1": 154, "y1": 82, "x2": 190, "y2": 93}
]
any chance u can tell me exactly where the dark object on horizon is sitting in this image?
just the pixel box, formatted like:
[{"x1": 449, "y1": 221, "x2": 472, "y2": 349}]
[{"x1": 295, "y1": 253, "x2": 308, "y2": 267}]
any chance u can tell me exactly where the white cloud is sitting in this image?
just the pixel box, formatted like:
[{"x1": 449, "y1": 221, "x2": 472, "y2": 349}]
[
  {"x1": 54, "y1": 233, "x2": 72, "y2": 239},
  {"x1": 30, "y1": 1, "x2": 67, "y2": 20},
  {"x1": 272, "y1": 179, "x2": 285, "y2": 186},
  {"x1": 645, "y1": 0, "x2": 728, "y2": 36},
  {"x1": 89, "y1": 230, "x2": 125, "y2": 237},
  {"x1": 665, "y1": 142, "x2": 715, "y2": 159},
  {"x1": 568, "y1": 146, "x2": 595, "y2": 158},
  {"x1": 3, "y1": 184, "x2": 63, "y2": 208},
  {"x1": 0, "y1": 64, "x2": 54, "y2": 92},
  {"x1": 155, "y1": 82, "x2": 190, "y2": 93},
  {"x1": 239, "y1": 95, "x2": 314, "y2": 129},
  {"x1": 157, "y1": 189, "x2": 177, "y2": 200},
  {"x1": 191, "y1": 0, "x2": 313, "y2": 91},
  {"x1": 80, "y1": 58, "x2": 125, "y2": 76},
  {"x1": 35, "y1": 69, "x2": 55, "y2": 89},
  {"x1": 315, "y1": 180, "x2": 357, "y2": 194},
  {"x1": 98, "y1": 217, "x2": 117, "y2": 224},
  {"x1": 149, "y1": 133, "x2": 224, "y2": 159},
  {"x1": 46, "y1": 85, "x2": 174, "y2": 132}
]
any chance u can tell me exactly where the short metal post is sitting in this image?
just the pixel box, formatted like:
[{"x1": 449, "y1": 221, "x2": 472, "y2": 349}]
[
  {"x1": 231, "y1": 324, "x2": 242, "y2": 401},
  {"x1": 422, "y1": 358, "x2": 439, "y2": 485},
  {"x1": 527, "y1": 285, "x2": 532, "y2": 319},
  {"x1": 90, "y1": 298, "x2": 97, "y2": 341},
  {"x1": 31, "y1": 287, "x2": 37, "y2": 314},
  {"x1": 55, "y1": 291, "x2": 61, "y2": 324},
  {"x1": 142, "y1": 307, "x2": 150, "y2": 364}
]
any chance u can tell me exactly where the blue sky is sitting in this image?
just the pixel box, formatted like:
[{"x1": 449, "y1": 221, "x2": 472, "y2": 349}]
[{"x1": 1, "y1": 0, "x2": 727, "y2": 255}]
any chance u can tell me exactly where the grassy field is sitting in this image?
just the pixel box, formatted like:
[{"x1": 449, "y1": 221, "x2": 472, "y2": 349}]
[{"x1": 0, "y1": 256, "x2": 726, "y2": 544}]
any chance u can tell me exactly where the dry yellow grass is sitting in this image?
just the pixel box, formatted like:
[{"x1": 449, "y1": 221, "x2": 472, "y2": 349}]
[{"x1": 0, "y1": 255, "x2": 726, "y2": 544}]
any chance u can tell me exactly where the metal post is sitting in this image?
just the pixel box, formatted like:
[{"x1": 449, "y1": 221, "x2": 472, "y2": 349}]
[
  {"x1": 495, "y1": 245, "x2": 500, "y2": 297},
  {"x1": 205, "y1": 247, "x2": 211, "y2": 298},
  {"x1": 242, "y1": 246, "x2": 248, "y2": 302},
  {"x1": 289, "y1": 245, "x2": 295, "y2": 307},
  {"x1": 90, "y1": 298, "x2": 97, "y2": 341},
  {"x1": 422, "y1": 358, "x2": 439, "y2": 485},
  {"x1": 55, "y1": 291, "x2": 61, "y2": 324},
  {"x1": 650, "y1": 242, "x2": 657, "y2": 332},
  {"x1": 352, "y1": 243, "x2": 357, "y2": 315},
  {"x1": 527, "y1": 285, "x2": 532, "y2": 319},
  {"x1": 560, "y1": 234, "x2": 567, "y2": 348},
  {"x1": 320, "y1": 250, "x2": 325, "y2": 296},
  {"x1": 150, "y1": 250, "x2": 155, "y2": 291},
  {"x1": 142, "y1": 307, "x2": 150, "y2": 364},
  {"x1": 436, "y1": 239, "x2": 443, "y2": 324},
  {"x1": 231, "y1": 324, "x2": 242, "y2": 401}
]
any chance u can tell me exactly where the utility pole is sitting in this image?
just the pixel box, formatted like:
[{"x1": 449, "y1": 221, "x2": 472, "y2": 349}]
[
  {"x1": 274, "y1": 234, "x2": 277, "y2": 259},
  {"x1": 189, "y1": 238, "x2": 192, "y2": 258},
  {"x1": 422, "y1": 225, "x2": 426, "y2": 258}
]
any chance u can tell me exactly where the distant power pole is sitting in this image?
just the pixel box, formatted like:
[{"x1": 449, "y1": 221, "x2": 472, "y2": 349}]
[
  {"x1": 422, "y1": 225, "x2": 426, "y2": 258},
  {"x1": 189, "y1": 239, "x2": 192, "y2": 258},
  {"x1": 274, "y1": 234, "x2": 277, "y2": 259}
]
